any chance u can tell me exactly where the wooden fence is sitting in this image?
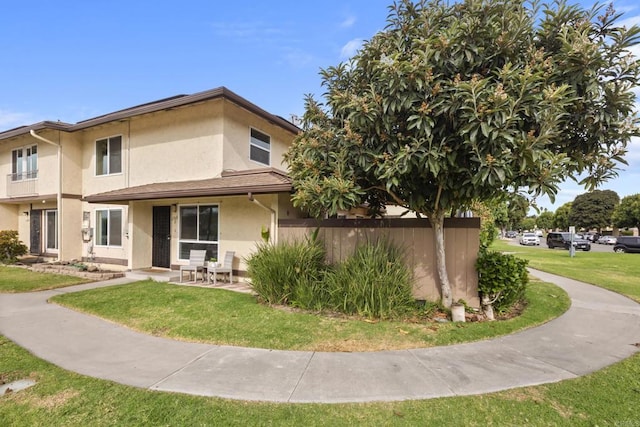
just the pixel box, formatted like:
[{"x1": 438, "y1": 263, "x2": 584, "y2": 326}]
[{"x1": 278, "y1": 217, "x2": 481, "y2": 307}]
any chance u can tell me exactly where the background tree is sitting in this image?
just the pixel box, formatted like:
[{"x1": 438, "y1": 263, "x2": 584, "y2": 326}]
[
  {"x1": 536, "y1": 211, "x2": 554, "y2": 231},
  {"x1": 490, "y1": 199, "x2": 510, "y2": 236},
  {"x1": 611, "y1": 194, "x2": 640, "y2": 230},
  {"x1": 568, "y1": 190, "x2": 620, "y2": 230},
  {"x1": 553, "y1": 202, "x2": 572, "y2": 230},
  {"x1": 506, "y1": 195, "x2": 529, "y2": 231},
  {"x1": 285, "y1": 0, "x2": 640, "y2": 307},
  {"x1": 520, "y1": 217, "x2": 537, "y2": 232}
]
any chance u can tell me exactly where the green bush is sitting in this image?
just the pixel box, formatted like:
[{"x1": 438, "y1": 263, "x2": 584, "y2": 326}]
[
  {"x1": 246, "y1": 239, "x2": 328, "y2": 308},
  {"x1": 476, "y1": 250, "x2": 528, "y2": 313},
  {"x1": 326, "y1": 239, "x2": 415, "y2": 319},
  {"x1": 0, "y1": 230, "x2": 28, "y2": 263}
]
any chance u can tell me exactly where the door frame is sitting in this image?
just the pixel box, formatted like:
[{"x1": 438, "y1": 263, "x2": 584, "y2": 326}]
[{"x1": 152, "y1": 206, "x2": 172, "y2": 268}]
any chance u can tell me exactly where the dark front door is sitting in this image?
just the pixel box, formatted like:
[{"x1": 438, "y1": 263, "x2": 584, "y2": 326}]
[
  {"x1": 152, "y1": 206, "x2": 171, "y2": 268},
  {"x1": 30, "y1": 209, "x2": 42, "y2": 255}
]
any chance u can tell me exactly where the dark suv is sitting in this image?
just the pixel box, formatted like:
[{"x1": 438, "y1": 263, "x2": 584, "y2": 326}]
[
  {"x1": 547, "y1": 232, "x2": 591, "y2": 251},
  {"x1": 613, "y1": 236, "x2": 640, "y2": 253}
]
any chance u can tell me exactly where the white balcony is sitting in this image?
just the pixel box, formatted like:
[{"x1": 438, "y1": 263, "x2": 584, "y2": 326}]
[{"x1": 6, "y1": 171, "x2": 38, "y2": 197}]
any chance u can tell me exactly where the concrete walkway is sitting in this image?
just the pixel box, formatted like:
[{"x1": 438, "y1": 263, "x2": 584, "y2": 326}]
[{"x1": 0, "y1": 270, "x2": 638, "y2": 403}]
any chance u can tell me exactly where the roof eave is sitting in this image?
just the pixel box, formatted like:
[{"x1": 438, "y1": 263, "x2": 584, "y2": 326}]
[{"x1": 83, "y1": 183, "x2": 293, "y2": 204}]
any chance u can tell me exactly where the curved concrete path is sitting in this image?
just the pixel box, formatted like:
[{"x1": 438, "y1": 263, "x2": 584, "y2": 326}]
[{"x1": 1, "y1": 269, "x2": 639, "y2": 403}]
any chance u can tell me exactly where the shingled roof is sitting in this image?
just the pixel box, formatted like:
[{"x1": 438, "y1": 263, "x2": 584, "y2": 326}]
[{"x1": 83, "y1": 168, "x2": 292, "y2": 203}]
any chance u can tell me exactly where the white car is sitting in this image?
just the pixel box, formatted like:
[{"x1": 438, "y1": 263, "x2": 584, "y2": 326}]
[{"x1": 519, "y1": 232, "x2": 540, "y2": 246}]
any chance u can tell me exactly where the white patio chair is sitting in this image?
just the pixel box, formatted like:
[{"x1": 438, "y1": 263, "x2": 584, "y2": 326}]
[
  {"x1": 208, "y1": 251, "x2": 235, "y2": 285},
  {"x1": 179, "y1": 250, "x2": 207, "y2": 283}
]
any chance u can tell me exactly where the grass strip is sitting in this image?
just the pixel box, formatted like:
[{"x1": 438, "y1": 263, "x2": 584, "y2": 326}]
[
  {"x1": 0, "y1": 266, "x2": 88, "y2": 293},
  {"x1": 52, "y1": 279, "x2": 568, "y2": 352},
  {"x1": 1, "y1": 334, "x2": 639, "y2": 426}
]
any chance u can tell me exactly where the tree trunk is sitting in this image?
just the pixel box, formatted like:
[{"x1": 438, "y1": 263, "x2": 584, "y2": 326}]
[
  {"x1": 481, "y1": 294, "x2": 495, "y2": 321},
  {"x1": 428, "y1": 211, "x2": 453, "y2": 308}
]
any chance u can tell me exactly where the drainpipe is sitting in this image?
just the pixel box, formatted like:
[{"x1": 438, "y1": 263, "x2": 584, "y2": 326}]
[
  {"x1": 248, "y1": 192, "x2": 277, "y2": 244},
  {"x1": 30, "y1": 130, "x2": 62, "y2": 262}
]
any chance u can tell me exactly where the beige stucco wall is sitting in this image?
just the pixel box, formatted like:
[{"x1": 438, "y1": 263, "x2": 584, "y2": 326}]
[
  {"x1": 127, "y1": 102, "x2": 225, "y2": 187},
  {"x1": 60, "y1": 197, "x2": 83, "y2": 261},
  {"x1": 61, "y1": 133, "x2": 83, "y2": 196},
  {"x1": 222, "y1": 101, "x2": 294, "y2": 172},
  {"x1": 16, "y1": 203, "x2": 32, "y2": 249},
  {"x1": 129, "y1": 201, "x2": 153, "y2": 270},
  {"x1": 0, "y1": 204, "x2": 18, "y2": 230},
  {"x1": 80, "y1": 201, "x2": 129, "y2": 264}
]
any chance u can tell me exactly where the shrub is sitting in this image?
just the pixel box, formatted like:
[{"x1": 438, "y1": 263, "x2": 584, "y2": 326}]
[
  {"x1": 326, "y1": 239, "x2": 415, "y2": 319},
  {"x1": 0, "y1": 230, "x2": 28, "y2": 263},
  {"x1": 476, "y1": 250, "x2": 528, "y2": 314},
  {"x1": 246, "y1": 238, "x2": 328, "y2": 308}
]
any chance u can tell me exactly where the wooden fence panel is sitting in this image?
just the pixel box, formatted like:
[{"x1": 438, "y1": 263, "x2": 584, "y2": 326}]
[{"x1": 278, "y1": 218, "x2": 480, "y2": 307}]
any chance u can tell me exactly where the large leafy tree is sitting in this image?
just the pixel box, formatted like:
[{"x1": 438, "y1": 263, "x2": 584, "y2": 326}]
[
  {"x1": 611, "y1": 193, "x2": 640, "y2": 229},
  {"x1": 536, "y1": 210, "x2": 554, "y2": 231},
  {"x1": 568, "y1": 189, "x2": 620, "y2": 230},
  {"x1": 553, "y1": 202, "x2": 572, "y2": 230},
  {"x1": 285, "y1": 0, "x2": 640, "y2": 307}
]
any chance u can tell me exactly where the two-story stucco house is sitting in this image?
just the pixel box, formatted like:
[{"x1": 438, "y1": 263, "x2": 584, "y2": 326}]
[{"x1": 0, "y1": 87, "x2": 302, "y2": 275}]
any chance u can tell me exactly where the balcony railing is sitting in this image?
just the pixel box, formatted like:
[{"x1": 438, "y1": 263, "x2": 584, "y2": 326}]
[{"x1": 6, "y1": 171, "x2": 38, "y2": 197}]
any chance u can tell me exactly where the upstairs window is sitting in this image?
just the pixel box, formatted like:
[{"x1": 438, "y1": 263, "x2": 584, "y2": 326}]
[
  {"x1": 250, "y1": 128, "x2": 270, "y2": 165},
  {"x1": 11, "y1": 145, "x2": 38, "y2": 181},
  {"x1": 96, "y1": 136, "x2": 122, "y2": 175}
]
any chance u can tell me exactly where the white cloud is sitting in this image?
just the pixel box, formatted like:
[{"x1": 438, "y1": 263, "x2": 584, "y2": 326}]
[
  {"x1": 281, "y1": 48, "x2": 315, "y2": 69},
  {"x1": 0, "y1": 110, "x2": 32, "y2": 129},
  {"x1": 210, "y1": 21, "x2": 286, "y2": 44},
  {"x1": 340, "y1": 38, "x2": 363, "y2": 59},
  {"x1": 340, "y1": 16, "x2": 356, "y2": 28}
]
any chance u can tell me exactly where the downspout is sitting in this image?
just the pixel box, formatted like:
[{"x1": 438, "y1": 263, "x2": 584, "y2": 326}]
[
  {"x1": 248, "y1": 192, "x2": 277, "y2": 244},
  {"x1": 30, "y1": 130, "x2": 62, "y2": 262}
]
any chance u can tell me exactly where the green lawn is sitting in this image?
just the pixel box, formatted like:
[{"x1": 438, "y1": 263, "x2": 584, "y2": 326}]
[
  {"x1": 51, "y1": 278, "x2": 568, "y2": 351},
  {"x1": 1, "y1": 333, "x2": 639, "y2": 426},
  {"x1": 0, "y1": 266, "x2": 88, "y2": 293},
  {"x1": 493, "y1": 239, "x2": 640, "y2": 302}
]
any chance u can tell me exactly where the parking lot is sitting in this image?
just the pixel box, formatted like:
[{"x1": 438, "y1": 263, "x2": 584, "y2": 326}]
[{"x1": 506, "y1": 237, "x2": 615, "y2": 253}]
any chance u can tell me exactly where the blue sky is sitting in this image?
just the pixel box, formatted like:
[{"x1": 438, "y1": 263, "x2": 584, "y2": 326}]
[{"x1": 1, "y1": 0, "x2": 638, "y2": 213}]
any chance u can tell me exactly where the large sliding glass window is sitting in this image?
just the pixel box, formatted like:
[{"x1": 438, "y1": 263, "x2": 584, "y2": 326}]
[
  {"x1": 179, "y1": 205, "x2": 218, "y2": 260},
  {"x1": 95, "y1": 209, "x2": 123, "y2": 247},
  {"x1": 11, "y1": 145, "x2": 38, "y2": 181},
  {"x1": 95, "y1": 136, "x2": 122, "y2": 175}
]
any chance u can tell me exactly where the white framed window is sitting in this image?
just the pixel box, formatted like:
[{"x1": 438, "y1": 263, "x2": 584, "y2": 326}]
[
  {"x1": 95, "y1": 135, "x2": 122, "y2": 176},
  {"x1": 178, "y1": 204, "x2": 218, "y2": 260},
  {"x1": 11, "y1": 145, "x2": 38, "y2": 181},
  {"x1": 95, "y1": 208, "x2": 123, "y2": 247},
  {"x1": 249, "y1": 128, "x2": 270, "y2": 165}
]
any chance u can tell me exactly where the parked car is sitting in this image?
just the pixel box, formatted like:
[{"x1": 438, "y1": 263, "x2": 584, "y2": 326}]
[
  {"x1": 546, "y1": 232, "x2": 591, "y2": 251},
  {"x1": 613, "y1": 236, "x2": 640, "y2": 253},
  {"x1": 583, "y1": 232, "x2": 600, "y2": 242},
  {"x1": 597, "y1": 235, "x2": 617, "y2": 245},
  {"x1": 519, "y1": 232, "x2": 540, "y2": 246},
  {"x1": 505, "y1": 230, "x2": 518, "y2": 238}
]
